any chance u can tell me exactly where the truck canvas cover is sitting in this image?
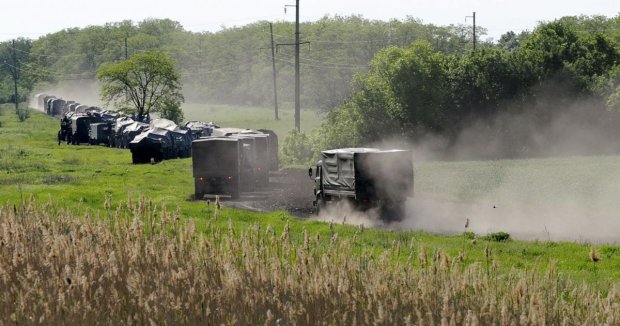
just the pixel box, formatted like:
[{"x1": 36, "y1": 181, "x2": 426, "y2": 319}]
[
  {"x1": 129, "y1": 127, "x2": 171, "y2": 147},
  {"x1": 150, "y1": 118, "x2": 178, "y2": 131},
  {"x1": 211, "y1": 127, "x2": 255, "y2": 137},
  {"x1": 192, "y1": 137, "x2": 241, "y2": 177},
  {"x1": 320, "y1": 148, "x2": 413, "y2": 198}
]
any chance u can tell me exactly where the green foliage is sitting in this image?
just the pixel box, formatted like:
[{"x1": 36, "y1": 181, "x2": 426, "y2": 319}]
[
  {"x1": 280, "y1": 129, "x2": 316, "y2": 166},
  {"x1": 463, "y1": 231, "x2": 476, "y2": 240},
  {"x1": 25, "y1": 17, "x2": 485, "y2": 111},
  {"x1": 483, "y1": 232, "x2": 511, "y2": 242},
  {"x1": 318, "y1": 16, "x2": 620, "y2": 155},
  {"x1": 0, "y1": 38, "x2": 40, "y2": 104},
  {"x1": 159, "y1": 99, "x2": 184, "y2": 124},
  {"x1": 16, "y1": 107, "x2": 30, "y2": 122},
  {"x1": 97, "y1": 50, "x2": 184, "y2": 121}
]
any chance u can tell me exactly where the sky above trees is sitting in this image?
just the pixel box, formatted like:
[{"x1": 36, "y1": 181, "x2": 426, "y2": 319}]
[{"x1": 1, "y1": 0, "x2": 618, "y2": 42}]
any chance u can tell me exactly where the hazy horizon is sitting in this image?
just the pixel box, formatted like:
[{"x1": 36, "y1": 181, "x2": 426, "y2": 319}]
[{"x1": 2, "y1": 0, "x2": 618, "y2": 42}]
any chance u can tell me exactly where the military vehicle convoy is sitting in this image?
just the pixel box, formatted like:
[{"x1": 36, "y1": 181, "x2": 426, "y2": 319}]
[
  {"x1": 37, "y1": 94, "x2": 195, "y2": 165},
  {"x1": 310, "y1": 148, "x2": 414, "y2": 221},
  {"x1": 37, "y1": 94, "x2": 415, "y2": 222}
]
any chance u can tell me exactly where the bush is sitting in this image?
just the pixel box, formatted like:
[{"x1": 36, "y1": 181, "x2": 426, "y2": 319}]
[
  {"x1": 17, "y1": 107, "x2": 30, "y2": 122},
  {"x1": 463, "y1": 231, "x2": 476, "y2": 239},
  {"x1": 483, "y1": 231, "x2": 511, "y2": 242},
  {"x1": 280, "y1": 129, "x2": 316, "y2": 166}
]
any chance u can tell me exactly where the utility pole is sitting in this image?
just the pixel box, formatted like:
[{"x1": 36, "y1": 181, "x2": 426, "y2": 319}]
[
  {"x1": 11, "y1": 40, "x2": 19, "y2": 113},
  {"x1": 269, "y1": 23, "x2": 279, "y2": 120},
  {"x1": 283, "y1": 0, "x2": 303, "y2": 131},
  {"x1": 466, "y1": 12, "x2": 476, "y2": 51},
  {"x1": 125, "y1": 37, "x2": 128, "y2": 59},
  {"x1": 294, "y1": 0, "x2": 300, "y2": 130}
]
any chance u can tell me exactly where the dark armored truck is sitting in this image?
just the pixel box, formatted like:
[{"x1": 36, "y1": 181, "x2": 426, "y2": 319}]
[
  {"x1": 70, "y1": 114, "x2": 101, "y2": 144},
  {"x1": 88, "y1": 122, "x2": 111, "y2": 145},
  {"x1": 192, "y1": 137, "x2": 255, "y2": 199},
  {"x1": 311, "y1": 148, "x2": 414, "y2": 221},
  {"x1": 128, "y1": 127, "x2": 174, "y2": 163}
]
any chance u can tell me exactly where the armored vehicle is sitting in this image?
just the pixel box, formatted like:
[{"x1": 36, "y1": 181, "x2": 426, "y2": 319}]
[
  {"x1": 169, "y1": 129, "x2": 193, "y2": 158},
  {"x1": 128, "y1": 127, "x2": 174, "y2": 163},
  {"x1": 51, "y1": 99, "x2": 66, "y2": 116},
  {"x1": 184, "y1": 121, "x2": 215, "y2": 138},
  {"x1": 121, "y1": 122, "x2": 149, "y2": 147},
  {"x1": 88, "y1": 122, "x2": 111, "y2": 145},
  {"x1": 71, "y1": 114, "x2": 101, "y2": 144},
  {"x1": 310, "y1": 148, "x2": 414, "y2": 221}
]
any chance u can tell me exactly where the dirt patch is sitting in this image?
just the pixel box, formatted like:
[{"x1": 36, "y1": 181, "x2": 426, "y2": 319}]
[{"x1": 217, "y1": 168, "x2": 316, "y2": 218}]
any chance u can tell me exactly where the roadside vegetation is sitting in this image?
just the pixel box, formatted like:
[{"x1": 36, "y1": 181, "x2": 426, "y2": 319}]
[{"x1": 1, "y1": 198, "x2": 618, "y2": 324}]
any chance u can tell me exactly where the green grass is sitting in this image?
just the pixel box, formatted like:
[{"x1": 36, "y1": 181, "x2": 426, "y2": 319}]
[
  {"x1": 182, "y1": 103, "x2": 324, "y2": 140},
  {"x1": 1, "y1": 104, "x2": 619, "y2": 288}
]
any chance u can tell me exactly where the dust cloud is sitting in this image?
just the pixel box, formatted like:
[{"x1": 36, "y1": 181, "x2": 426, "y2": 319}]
[
  {"x1": 32, "y1": 80, "x2": 103, "y2": 110},
  {"x1": 397, "y1": 94, "x2": 620, "y2": 244},
  {"x1": 316, "y1": 92, "x2": 620, "y2": 244},
  {"x1": 312, "y1": 201, "x2": 387, "y2": 229}
]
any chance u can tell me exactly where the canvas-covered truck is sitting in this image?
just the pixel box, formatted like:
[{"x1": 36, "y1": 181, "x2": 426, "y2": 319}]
[
  {"x1": 310, "y1": 148, "x2": 414, "y2": 221},
  {"x1": 192, "y1": 137, "x2": 255, "y2": 199}
]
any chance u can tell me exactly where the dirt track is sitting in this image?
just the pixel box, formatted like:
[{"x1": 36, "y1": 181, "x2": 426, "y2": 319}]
[{"x1": 215, "y1": 168, "x2": 317, "y2": 218}]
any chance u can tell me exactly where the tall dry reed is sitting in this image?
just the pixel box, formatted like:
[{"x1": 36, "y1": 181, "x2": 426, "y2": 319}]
[{"x1": 0, "y1": 195, "x2": 618, "y2": 325}]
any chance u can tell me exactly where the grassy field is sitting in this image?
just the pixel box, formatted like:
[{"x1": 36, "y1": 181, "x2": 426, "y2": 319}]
[
  {"x1": 182, "y1": 103, "x2": 324, "y2": 140},
  {"x1": 1, "y1": 104, "x2": 619, "y2": 312}
]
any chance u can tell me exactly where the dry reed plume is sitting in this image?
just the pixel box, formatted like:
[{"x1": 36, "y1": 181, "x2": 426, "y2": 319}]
[{"x1": 0, "y1": 195, "x2": 618, "y2": 325}]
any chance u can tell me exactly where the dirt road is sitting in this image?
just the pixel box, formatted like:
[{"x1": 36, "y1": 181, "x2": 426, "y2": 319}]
[{"x1": 215, "y1": 168, "x2": 317, "y2": 217}]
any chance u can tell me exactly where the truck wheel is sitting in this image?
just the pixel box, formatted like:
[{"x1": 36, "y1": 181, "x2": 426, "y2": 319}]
[{"x1": 131, "y1": 152, "x2": 140, "y2": 164}]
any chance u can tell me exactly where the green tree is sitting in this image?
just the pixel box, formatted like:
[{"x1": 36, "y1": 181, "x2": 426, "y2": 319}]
[{"x1": 97, "y1": 50, "x2": 184, "y2": 121}]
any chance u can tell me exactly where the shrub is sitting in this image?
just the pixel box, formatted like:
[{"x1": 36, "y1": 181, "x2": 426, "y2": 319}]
[
  {"x1": 463, "y1": 231, "x2": 476, "y2": 239},
  {"x1": 483, "y1": 231, "x2": 511, "y2": 242},
  {"x1": 17, "y1": 107, "x2": 30, "y2": 122},
  {"x1": 280, "y1": 129, "x2": 316, "y2": 166}
]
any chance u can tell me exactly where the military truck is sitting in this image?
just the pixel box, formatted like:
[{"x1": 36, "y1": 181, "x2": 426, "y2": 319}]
[
  {"x1": 184, "y1": 121, "x2": 215, "y2": 138},
  {"x1": 258, "y1": 129, "x2": 279, "y2": 171},
  {"x1": 169, "y1": 129, "x2": 193, "y2": 158},
  {"x1": 71, "y1": 114, "x2": 101, "y2": 145},
  {"x1": 192, "y1": 137, "x2": 255, "y2": 199},
  {"x1": 310, "y1": 148, "x2": 414, "y2": 221},
  {"x1": 231, "y1": 133, "x2": 270, "y2": 185},
  {"x1": 109, "y1": 117, "x2": 134, "y2": 148},
  {"x1": 51, "y1": 99, "x2": 66, "y2": 116},
  {"x1": 88, "y1": 122, "x2": 111, "y2": 145}
]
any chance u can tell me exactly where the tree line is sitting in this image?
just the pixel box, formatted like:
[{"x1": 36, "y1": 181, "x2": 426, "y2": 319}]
[
  {"x1": 0, "y1": 16, "x2": 482, "y2": 109},
  {"x1": 2, "y1": 14, "x2": 620, "y2": 160},
  {"x1": 282, "y1": 15, "x2": 620, "y2": 162}
]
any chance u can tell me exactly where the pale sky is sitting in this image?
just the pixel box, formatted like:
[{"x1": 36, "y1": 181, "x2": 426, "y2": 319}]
[{"x1": 1, "y1": 0, "x2": 618, "y2": 42}]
